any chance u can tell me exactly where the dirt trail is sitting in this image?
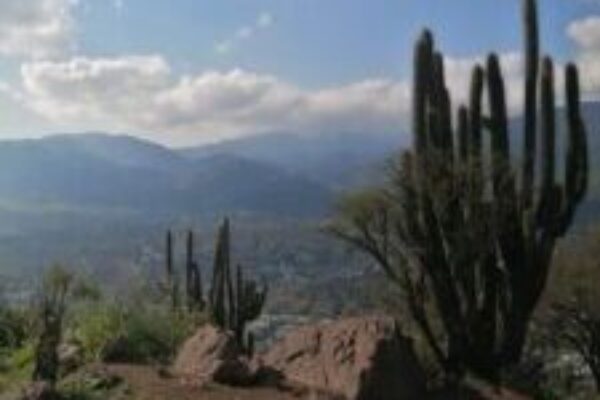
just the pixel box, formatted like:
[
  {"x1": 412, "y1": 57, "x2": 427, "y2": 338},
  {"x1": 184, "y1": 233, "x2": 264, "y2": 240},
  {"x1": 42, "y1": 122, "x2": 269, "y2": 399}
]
[{"x1": 106, "y1": 364, "x2": 317, "y2": 400}]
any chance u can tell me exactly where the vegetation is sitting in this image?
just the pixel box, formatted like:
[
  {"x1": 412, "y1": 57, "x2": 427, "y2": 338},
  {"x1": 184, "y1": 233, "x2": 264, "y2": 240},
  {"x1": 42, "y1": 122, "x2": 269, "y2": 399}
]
[
  {"x1": 332, "y1": 0, "x2": 588, "y2": 385},
  {"x1": 33, "y1": 266, "x2": 75, "y2": 385},
  {"x1": 164, "y1": 219, "x2": 267, "y2": 354},
  {"x1": 0, "y1": 1, "x2": 599, "y2": 399},
  {"x1": 551, "y1": 295, "x2": 600, "y2": 393},
  {"x1": 208, "y1": 219, "x2": 267, "y2": 355}
]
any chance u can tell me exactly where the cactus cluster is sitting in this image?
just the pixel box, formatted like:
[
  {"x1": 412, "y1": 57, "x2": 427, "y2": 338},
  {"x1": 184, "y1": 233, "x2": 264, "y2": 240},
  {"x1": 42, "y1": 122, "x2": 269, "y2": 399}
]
[
  {"x1": 164, "y1": 218, "x2": 266, "y2": 354},
  {"x1": 209, "y1": 219, "x2": 267, "y2": 354},
  {"x1": 332, "y1": 0, "x2": 589, "y2": 382},
  {"x1": 406, "y1": 0, "x2": 587, "y2": 380}
]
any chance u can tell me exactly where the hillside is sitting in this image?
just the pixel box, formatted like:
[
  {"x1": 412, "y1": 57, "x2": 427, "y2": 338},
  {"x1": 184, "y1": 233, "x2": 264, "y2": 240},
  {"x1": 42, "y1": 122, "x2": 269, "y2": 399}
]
[
  {"x1": 0, "y1": 101, "x2": 598, "y2": 282},
  {"x1": 181, "y1": 131, "x2": 405, "y2": 189},
  {"x1": 0, "y1": 133, "x2": 332, "y2": 217}
]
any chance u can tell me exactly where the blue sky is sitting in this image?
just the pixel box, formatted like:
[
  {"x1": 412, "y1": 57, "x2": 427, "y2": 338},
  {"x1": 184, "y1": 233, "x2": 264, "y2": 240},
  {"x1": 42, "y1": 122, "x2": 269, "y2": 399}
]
[
  {"x1": 74, "y1": 0, "x2": 587, "y2": 84},
  {"x1": 0, "y1": 0, "x2": 599, "y2": 146}
]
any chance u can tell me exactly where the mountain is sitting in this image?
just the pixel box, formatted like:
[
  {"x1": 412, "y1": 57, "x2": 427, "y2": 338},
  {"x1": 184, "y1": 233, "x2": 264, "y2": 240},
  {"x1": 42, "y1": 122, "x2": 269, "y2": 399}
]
[
  {"x1": 181, "y1": 131, "x2": 406, "y2": 189},
  {"x1": 179, "y1": 102, "x2": 600, "y2": 226},
  {"x1": 0, "y1": 104, "x2": 597, "y2": 280},
  {"x1": 0, "y1": 133, "x2": 332, "y2": 217}
]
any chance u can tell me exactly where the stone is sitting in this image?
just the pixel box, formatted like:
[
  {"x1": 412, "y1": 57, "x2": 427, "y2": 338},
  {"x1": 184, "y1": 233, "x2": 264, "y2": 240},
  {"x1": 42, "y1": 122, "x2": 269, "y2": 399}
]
[
  {"x1": 261, "y1": 316, "x2": 426, "y2": 400},
  {"x1": 58, "y1": 343, "x2": 83, "y2": 375},
  {"x1": 173, "y1": 324, "x2": 257, "y2": 386},
  {"x1": 20, "y1": 381, "x2": 58, "y2": 400}
]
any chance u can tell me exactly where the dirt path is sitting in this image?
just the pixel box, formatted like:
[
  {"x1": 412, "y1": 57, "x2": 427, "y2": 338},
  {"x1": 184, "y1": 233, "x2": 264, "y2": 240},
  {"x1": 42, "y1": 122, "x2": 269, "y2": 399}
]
[{"x1": 105, "y1": 364, "x2": 318, "y2": 400}]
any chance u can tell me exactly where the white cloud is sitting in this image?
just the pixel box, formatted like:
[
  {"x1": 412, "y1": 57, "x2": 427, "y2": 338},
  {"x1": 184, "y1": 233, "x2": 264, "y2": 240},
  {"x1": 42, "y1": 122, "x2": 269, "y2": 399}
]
[
  {"x1": 0, "y1": 0, "x2": 77, "y2": 59},
  {"x1": 4, "y1": 43, "x2": 546, "y2": 145},
  {"x1": 215, "y1": 11, "x2": 275, "y2": 56},
  {"x1": 10, "y1": 50, "x2": 535, "y2": 145},
  {"x1": 16, "y1": 55, "x2": 170, "y2": 130},
  {"x1": 566, "y1": 15, "x2": 600, "y2": 95},
  {"x1": 11, "y1": 55, "x2": 410, "y2": 144},
  {"x1": 568, "y1": 16, "x2": 600, "y2": 49}
]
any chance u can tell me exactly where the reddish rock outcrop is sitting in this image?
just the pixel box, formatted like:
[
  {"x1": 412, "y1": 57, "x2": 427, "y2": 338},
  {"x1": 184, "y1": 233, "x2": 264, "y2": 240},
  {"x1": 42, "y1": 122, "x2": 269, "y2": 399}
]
[
  {"x1": 173, "y1": 325, "x2": 261, "y2": 387},
  {"x1": 261, "y1": 316, "x2": 426, "y2": 400},
  {"x1": 20, "y1": 381, "x2": 58, "y2": 400}
]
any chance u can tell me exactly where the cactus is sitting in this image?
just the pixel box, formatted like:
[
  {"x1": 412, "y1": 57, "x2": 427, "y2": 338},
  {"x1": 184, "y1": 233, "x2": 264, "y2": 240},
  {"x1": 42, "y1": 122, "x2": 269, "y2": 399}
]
[
  {"x1": 332, "y1": 0, "x2": 588, "y2": 382},
  {"x1": 162, "y1": 220, "x2": 266, "y2": 351},
  {"x1": 164, "y1": 230, "x2": 180, "y2": 311},
  {"x1": 33, "y1": 266, "x2": 74, "y2": 385},
  {"x1": 165, "y1": 230, "x2": 173, "y2": 289},
  {"x1": 209, "y1": 219, "x2": 267, "y2": 353},
  {"x1": 233, "y1": 263, "x2": 268, "y2": 351},
  {"x1": 209, "y1": 219, "x2": 231, "y2": 328},
  {"x1": 186, "y1": 230, "x2": 205, "y2": 311}
]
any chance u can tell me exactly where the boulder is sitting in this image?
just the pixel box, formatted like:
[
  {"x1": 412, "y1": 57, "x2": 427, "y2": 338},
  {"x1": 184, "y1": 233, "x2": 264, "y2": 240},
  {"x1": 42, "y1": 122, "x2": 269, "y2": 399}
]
[
  {"x1": 261, "y1": 316, "x2": 426, "y2": 400},
  {"x1": 58, "y1": 343, "x2": 83, "y2": 375},
  {"x1": 20, "y1": 382, "x2": 58, "y2": 400},
  {"x1": 173, "y1": 324, "x2": 257, "y2": 386}
]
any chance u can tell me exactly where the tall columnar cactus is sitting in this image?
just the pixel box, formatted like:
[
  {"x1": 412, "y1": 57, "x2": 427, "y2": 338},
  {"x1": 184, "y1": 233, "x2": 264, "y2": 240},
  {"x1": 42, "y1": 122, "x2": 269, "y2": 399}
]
[
  {"x1": 332, "y1": 0, "x2": 588, "y2": 382},
  {"x1": 33, "y1": 266, "x2": 73, "y2": 385},
  {"x1": 233, "y1": 264, "x2": 268, "y2": 353},
  {"x1": 209, "y1": 219, "x2": 232, "y2": 328},
  {"x1": 209, "y1": 219, "x2": 267, "y2": 353},
  {"x1": 165, "y1": 230, "x2": 179, "y2": 311},
  {"x1": 165, "y1": 230, "x2": 173, "y2": 287},
  {"x1": 412, "y1": 0, "x2": 586, "y2": 379},
  {"x1": 185, "y1": 230, "x2": 205, "y2": 311}
]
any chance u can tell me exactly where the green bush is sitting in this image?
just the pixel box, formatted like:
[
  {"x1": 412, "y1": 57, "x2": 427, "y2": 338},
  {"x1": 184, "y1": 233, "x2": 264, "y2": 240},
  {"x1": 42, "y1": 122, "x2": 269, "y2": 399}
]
[
  {"x1": 0, "y1": 342, "x2": 35, "y2": 392},
  {"x1": 58, "y1": 367, "x2": 126, "y2": 400},
  {"x1": 100, "y1": 306, "x2": 204, "y2": 364},
  {"x1": 71, "y1": 304, "x2": 124, "y2": 363},
  {"x1": 0, "y1": 307, "x2": 35, "y2": 350}
]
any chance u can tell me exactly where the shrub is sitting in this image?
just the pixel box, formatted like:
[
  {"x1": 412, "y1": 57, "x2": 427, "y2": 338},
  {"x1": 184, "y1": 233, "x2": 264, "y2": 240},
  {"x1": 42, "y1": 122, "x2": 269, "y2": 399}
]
[
  {"x1": 99, "y1": 305, "x2": 203, "y2": 364},
  {"x1": 71, "y1": 304, "x2": 124, "y2": 363}
]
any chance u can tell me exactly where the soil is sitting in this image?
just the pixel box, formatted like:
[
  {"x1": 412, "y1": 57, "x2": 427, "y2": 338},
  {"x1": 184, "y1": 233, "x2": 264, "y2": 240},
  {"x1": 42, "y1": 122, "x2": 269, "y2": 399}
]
[{"x1": 105, "y1": 364, "x2": 331, "y2": 400}]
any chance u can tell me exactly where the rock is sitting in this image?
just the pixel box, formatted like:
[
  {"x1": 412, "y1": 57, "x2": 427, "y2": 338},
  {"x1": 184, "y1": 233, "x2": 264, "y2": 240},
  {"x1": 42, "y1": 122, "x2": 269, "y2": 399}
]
[
  {"x1": 212, "y1": 356, "x2": 257, "y2": 386},
  {"x1": 173, "y1": 324, "x2": 256, "y2": 386},
  {"x1": 58, "y1": 343, "x2": 82, "y2": 375},
  {"x1": 20, "y1": 381, "x2": 58, "y2": 400},
  {"x1": 262, "y1": 316, "x2": 426, "y2": 400}
]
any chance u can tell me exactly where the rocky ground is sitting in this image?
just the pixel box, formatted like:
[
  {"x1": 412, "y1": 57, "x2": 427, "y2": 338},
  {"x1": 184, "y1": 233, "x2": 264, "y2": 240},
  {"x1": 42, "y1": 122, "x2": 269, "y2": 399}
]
[
  {"x1": 6, "y1": 316, "x2": 535, "y2": 400},
  {"x1": 103, "y1": 364, "x2": 326, "y2": 400}
]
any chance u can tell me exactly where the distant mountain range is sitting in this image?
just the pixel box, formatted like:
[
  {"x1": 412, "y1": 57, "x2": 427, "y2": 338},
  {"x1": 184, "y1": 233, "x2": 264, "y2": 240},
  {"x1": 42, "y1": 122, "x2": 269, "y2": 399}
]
[
  {"x1": 182, "y1": 131, "x2": 405, "y2": 190},
  {"x1": 0, "y1": 104, "x2": 597, "y2": 280},
  {"x1": 0, "y1": 130, "x2": 404, "y2": 219},
  {"x1": 0, "y1": 99, "x2": 598, "y2": 222}
]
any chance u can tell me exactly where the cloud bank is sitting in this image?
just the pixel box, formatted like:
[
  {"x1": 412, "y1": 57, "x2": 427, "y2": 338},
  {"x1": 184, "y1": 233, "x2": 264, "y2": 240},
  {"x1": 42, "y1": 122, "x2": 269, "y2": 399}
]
[{"x1": 13, "y1": 56, "x2": 409, "y2": 143}]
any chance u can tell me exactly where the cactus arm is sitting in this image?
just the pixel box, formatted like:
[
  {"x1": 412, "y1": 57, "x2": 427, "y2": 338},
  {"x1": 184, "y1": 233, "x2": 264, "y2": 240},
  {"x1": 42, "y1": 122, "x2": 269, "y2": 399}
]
[
  {"x1": 468, "y1": 65, "x2": 484, "y2": 209},
  {"x1": 457, "y1": 106, "x2": 469, "y2": 165},
  {"x1": 522, "y1": 0, "x2": 539, "y2": 209},
  {"x1": 538, "y1": 57, "x2": 556, "y2": 225}
]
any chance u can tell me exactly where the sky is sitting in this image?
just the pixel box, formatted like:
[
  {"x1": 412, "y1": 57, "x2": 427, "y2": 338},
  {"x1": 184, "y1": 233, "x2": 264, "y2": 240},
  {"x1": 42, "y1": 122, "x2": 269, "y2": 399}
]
[{"x1": 0, "y1": 0, "x2": 599, "y2": 146}]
